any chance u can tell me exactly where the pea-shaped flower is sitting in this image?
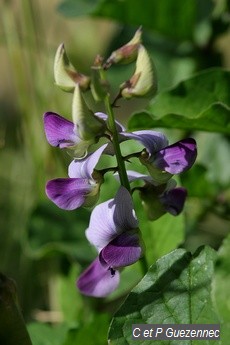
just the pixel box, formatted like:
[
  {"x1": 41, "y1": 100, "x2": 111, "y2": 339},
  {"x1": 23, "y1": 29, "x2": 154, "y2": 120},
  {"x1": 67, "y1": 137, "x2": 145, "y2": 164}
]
[
  {"x1": 77, "y1": 187, "x2": 144, "y2": 297},
  {"x1": 122, "y1": 130, "x2": 197, "y2": 184},
  {"x1": 46, "y1": 144, "x2": 106, "y2": 210}
]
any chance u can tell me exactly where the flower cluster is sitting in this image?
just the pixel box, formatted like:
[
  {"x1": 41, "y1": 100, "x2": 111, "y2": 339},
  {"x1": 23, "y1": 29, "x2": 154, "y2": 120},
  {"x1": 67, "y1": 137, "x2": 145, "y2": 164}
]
[{"x1": 43, "y1": 29, "x2": 197, "y2": 297}]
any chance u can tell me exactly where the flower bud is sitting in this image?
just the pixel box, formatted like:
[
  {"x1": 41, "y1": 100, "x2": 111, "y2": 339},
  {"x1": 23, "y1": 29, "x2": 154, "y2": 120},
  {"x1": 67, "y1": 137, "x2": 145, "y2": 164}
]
[
  {"x1": 104, "y1": 27, "x2": 142, "y2": 69},
  {"x1": 120, "y1": 45, "x2": 157, "y2": 99},
  {"x1": 54, "y1": 43, "x2": 90, "y2": 92},
  {"x1": 72, "y1": 84, "x2": 106, "y2": 141}
]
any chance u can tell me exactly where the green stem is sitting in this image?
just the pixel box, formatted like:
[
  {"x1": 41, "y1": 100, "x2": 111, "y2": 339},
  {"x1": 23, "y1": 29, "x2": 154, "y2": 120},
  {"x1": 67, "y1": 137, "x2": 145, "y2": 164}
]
[
  {"x1": 104, "y1": 95, "x2": 130, "y2": 191},
  {"x1": 100, "y1": 68, "x2": 148, "y2": 275}
]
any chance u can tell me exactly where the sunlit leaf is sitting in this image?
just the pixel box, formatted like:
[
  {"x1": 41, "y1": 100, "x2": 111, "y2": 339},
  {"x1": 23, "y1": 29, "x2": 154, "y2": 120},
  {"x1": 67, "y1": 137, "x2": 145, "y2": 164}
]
[
  {"x1": 108, "y1": 246, "x2": 220, "y2": 345},
  {"x1": 128, "y1": 69, "x2": 230, "y2": 134}
]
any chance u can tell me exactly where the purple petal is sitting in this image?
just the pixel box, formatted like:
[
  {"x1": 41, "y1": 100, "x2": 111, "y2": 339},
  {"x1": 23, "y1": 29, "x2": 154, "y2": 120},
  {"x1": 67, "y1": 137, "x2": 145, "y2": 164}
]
[
  {"x1": 99, "y1": 230, "x2": 142, "y2": 268},
  {"x1": 86, "y1": 187, "x2": 138, "y2": 250},
  {"x1": 113, "y1": 186, "x2": 139, "y2": 230},
  {"x1": 43, "y1": 112, "x2": 78, "y2": 148},
  {"x1": 153, "y1": 138, "x2": 197, "y2": 174},
  {"x1": 77, "y1": 257, "x2": 120, "y2": 297},
  {"x1": 46, "y1": 178, "x2": 93, "y2": 210},
  {"x1": 160, "y1": 187, "x2": 187, "y2": 215},
  {"x1": 121, "y1": 130, "x2": 168, "y2": 155},
  {"x1": 68, "y1": 144, "x2": 107, "y2": 179}
]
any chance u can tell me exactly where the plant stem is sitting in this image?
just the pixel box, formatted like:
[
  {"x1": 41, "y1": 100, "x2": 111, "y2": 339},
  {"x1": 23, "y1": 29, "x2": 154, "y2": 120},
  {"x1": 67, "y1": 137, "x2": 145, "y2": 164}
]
[
  {"x1": 101, "y1": 69, "x2": 148, "y2": 275},
  {"x1": 102, "y1": 84, "x2": 130, "y2": 191}
]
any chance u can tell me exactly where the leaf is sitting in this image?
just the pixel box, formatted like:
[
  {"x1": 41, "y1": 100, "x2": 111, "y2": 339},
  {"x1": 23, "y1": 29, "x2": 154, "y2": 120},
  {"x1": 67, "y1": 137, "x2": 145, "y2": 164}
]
[
  {"x1": 108, "y1": 246, "x2": 220, "y2": 345},
  {"x1": 63, "y1": 314, "x2": 110, "y2": 345},
  {"x1": 213, "y1": 233, "x2": 230, "y2": 343},
  {"x1": 57, "y1": 265, "x2": 84, "y2": 324},
  {"x1": 180, "y1": 164, "x2": 217, "y2": 198},
  {"x1": 58, "y1": 0, "x2": 213, "y2": 41},
  {"x1": 0, "y1": 273, "x2": 32, "y2": 345},
  {"x1": 128, "y1": 69, "x2": 230, "y2": 134},
  {"x1": 134, "y1": 194, "x2": 185, "y2": 264},
  {"x1": 27, "y1": 323, "x2": 68, "y2": 345}
]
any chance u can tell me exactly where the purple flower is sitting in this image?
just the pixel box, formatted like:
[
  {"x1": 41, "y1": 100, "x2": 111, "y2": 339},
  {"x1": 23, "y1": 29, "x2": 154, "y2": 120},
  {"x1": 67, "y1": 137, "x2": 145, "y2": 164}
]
[
  {"x1": 149, "y1": 138, "x2": 197, "y2": 175},
  {"x1": 121, "y1": 131, "x2": 197, "y2": 183},
  {"x1": 43, "y1": 111, "x2": 125, "y2": 158},
  {"x1": 45, "y1": 144, "x2": 106, "y2": 210},
  {"x1": 77, "y1": 187, "x2": 143, "y2": 297},
  {"x1": 124, "y1": 171, "x2": 187, "y2": 220}
]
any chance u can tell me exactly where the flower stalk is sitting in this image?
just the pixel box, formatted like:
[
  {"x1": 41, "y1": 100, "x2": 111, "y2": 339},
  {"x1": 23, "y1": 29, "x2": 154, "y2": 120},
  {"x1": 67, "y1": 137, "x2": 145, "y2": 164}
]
[{"x1": 100, "y1": 68, "x2": 131, "y2": 192}]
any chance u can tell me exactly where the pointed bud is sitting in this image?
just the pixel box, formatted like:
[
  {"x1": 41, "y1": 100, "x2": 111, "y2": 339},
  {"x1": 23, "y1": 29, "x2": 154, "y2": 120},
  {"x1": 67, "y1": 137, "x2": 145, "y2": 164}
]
[
  {"x1": 54, "y1": 43, "x2": 90, "y2": 92},
  {"x1": 104, "y1": 27, "x2": 142, "y2": 69},
  {"x1": 72, "y1": 84, "x2": 106, "y2": 141},
  {"x1": 120, "y1": 45, "x2": 157, "y2": 99}
]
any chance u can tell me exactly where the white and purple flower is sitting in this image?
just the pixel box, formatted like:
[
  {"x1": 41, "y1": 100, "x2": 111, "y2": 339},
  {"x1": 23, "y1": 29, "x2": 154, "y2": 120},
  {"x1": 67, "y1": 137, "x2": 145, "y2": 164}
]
[
  {"x1": 46, "y1": 144, "x2": 107, "y2": 210},
  {"x1": 122, "y1": 130, "x2": 197, "y2": 183},
  {"x1": 77, "y1": 187, "x2": 144, "y2": 297}
]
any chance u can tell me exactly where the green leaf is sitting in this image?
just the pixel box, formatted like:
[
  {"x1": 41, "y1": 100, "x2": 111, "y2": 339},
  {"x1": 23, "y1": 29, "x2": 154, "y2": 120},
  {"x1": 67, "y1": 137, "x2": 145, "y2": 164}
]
[
  {"x1": 108, "y1": 246, "x2": 220, "y2": 345},
  {"x1": 144, "y1": 213, "x2": 185, "y2": 263},
  {"x1": 63, "y1": 314, "x2": 110, "y2": 345},
  {"x1": 213, "y1": 233, "x2": 230, "y2": 343},
  {"x1": 57, "y1": 265, "x2": 84, "y2": 325},
  {"x1": 134, "y1": 194, "x2": 185, "y2": 264},
  {"x1": 181, "y1": 164, "x2": 217, "y2": 198},
  {"x1": 27, "y1": 323, "x2": 68, "y2": 345},
  {"x1": 128, "y1": 69, "x2": 230, "y2": 134},
  {"x1": 0, "y1": 273, "x2": 32, "y2": 345},
  {"x1": 58, "y1": 0, "x2": 213, "y2": 41}
]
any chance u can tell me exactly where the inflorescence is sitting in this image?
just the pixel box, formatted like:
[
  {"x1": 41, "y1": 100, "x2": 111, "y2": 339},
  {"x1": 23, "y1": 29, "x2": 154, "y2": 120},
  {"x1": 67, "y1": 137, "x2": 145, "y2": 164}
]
[{"x1": 43, "y1": 28, "x2": 197, "y2": 297}]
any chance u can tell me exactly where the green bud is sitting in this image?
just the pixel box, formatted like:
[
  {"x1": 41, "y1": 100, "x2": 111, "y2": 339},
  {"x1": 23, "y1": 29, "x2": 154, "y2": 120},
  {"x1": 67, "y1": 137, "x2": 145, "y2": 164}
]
[
  {"x1": 54, "y1": 43, "x2": 90, "y2": 92},
  {"x1": 104, "y1": 27, "x2": 142, "y2": 69},
  {"x1": 72, "y1": 84, "x2": 106, "y2": 141},
  {"x1": 120, "y1": 45, "x2": 157, "y2": 99}
]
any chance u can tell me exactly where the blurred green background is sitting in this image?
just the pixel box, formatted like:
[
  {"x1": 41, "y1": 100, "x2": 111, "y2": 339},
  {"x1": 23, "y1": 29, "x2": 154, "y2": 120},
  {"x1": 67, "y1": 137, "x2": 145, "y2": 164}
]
[{"x1": 0, "y1": 0, "x2": 230, "y2": 343}]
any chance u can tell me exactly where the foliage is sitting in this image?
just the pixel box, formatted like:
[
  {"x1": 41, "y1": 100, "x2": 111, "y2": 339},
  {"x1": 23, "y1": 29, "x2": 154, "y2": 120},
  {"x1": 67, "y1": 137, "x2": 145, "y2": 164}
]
[{"x1": 0, "y1": 0, "x2": 230, "y2": 344}]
